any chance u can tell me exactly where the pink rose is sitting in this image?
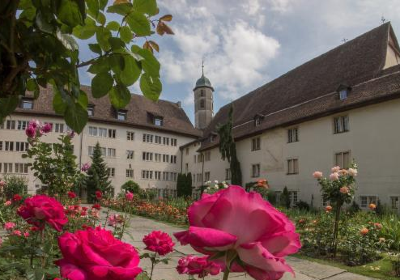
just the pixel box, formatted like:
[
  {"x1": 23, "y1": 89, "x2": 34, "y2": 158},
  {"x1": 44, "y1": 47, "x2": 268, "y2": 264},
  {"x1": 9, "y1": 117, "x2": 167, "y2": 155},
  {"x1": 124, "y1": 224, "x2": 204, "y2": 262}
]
[
  {"x1": 312, "y1": 171, "x2": 323, "y2": 179},
  {"x1": 42, "y1": 123, "x2": 52, "y2": 133},
  {"x1": 13, "y1": 230, "x2": 22, "y2": 236},
  {"x1": 143, "y1": 231, "x2": 175, "y2": 256},
  {"x1": 340, "y1": 186, "x2": 349, "y2": 194},
  {"x1": 125, "y1": 192, "x2": 134, "y2": 201},
  {"x1": 329, "y1": 172, "x2": 340, "y2": 181},
  {"x1": 174, "y1": 186, "x2": 300, "y2": 280},
  {"x1": 177, "y1": 255, "x2": 222, "y2": 278},
  {"x1": 25, "y1": 125, "x2": 36, "y2": 138},
  {"x1": 108, "y1": 214, "x2": 123, "y2": 227},
  {"x1": 4, "y1": 200, "x2": 11, "y2": 206},
  {"x1": 56, "y1": 227, "x2": 142, "y2": 280},
  {"x1": 0, "y1": 180, "x2": 6, "y2": 187},
  {"x1": 17, "y1": 195, "x2": 68, "y2": 232},
  {"x1": 331, "y1": 166, "x2": 340, "y2": 173},
  {"x1": 24, "y1": 232, "x2": 30, "y2": 238},
  {"x1": 348, "y1": 168, "x2": 358, "y2": 177},
  {"x1": 28, "y1": 119, "x2": 41, "y2": 129},
  {"x1": 4, "y1": 222, "x2": 16, "y2": 230},
  {"x1": 81, "y1": 163, "x2": 91, "y2": 172}
]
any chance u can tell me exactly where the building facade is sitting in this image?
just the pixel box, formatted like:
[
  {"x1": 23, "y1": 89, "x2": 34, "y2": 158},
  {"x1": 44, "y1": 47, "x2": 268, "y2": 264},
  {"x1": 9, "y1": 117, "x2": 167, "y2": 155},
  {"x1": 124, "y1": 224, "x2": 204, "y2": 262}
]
[{"x1": 181, "y1": 23, "x2": 400, "y2": 212}]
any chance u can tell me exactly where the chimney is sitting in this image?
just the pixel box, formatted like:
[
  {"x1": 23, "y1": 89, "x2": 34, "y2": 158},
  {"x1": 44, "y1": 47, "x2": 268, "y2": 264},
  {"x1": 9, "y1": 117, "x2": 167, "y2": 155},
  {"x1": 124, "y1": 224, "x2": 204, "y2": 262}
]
[{"x1": 177, "y1": 101, "x2": 181, "y2": 108}]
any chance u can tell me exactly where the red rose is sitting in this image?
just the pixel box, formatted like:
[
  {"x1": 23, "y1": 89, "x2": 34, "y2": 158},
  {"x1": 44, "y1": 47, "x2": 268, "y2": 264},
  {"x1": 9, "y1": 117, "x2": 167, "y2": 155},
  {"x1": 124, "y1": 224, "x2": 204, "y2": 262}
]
[
  {"x1": 95, "y1": 191, "x2": 102, "y2": 199},
  {"x1": 17, "y1": 195, "x2": 68, "y2": 232},
  {"x1": 92, "y1": 203, "x2": 101, "y2": 210},
  {"x1": 56, "y1": 227, "x2": 142, "y2": 280},
  {"x1": 13, "y1": 194, "x2": 22, "y2": 202},
  {"x1": 68, "y1": 191, "x2": 77, "y2": 199},
  {"x1": 143, "y1": 231, "x2": 175, "y2": 256}
]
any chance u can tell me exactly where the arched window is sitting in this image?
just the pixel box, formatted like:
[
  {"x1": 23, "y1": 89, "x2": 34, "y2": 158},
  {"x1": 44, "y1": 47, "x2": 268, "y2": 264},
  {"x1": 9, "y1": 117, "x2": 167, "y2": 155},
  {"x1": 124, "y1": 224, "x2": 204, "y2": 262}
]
[
  {"x1": 200, "y1": 90, "x2": 205, "y2": 97},
  {"x1": 200, "y1": 99, "x2": 205, "y2": 109}
]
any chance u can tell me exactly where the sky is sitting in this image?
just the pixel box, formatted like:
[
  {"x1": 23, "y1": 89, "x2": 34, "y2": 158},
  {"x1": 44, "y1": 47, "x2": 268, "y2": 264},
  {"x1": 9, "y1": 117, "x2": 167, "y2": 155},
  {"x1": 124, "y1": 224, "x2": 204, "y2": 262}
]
[{"x1": 79, "y1": 0, "x2": 400, "y2": 124}]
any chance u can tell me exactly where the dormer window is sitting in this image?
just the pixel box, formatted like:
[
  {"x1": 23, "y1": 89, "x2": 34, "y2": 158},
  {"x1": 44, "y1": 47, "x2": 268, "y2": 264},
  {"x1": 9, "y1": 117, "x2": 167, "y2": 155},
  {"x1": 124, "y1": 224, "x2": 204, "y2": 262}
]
[
  {"x1": 20, "y1": 98, "x2": 33, "y2": 109},
  {"x1": 117, "y1": 110, "x2": 127, "y2": 121},
  {"x1": 337, "y1": 84, "x2": 351, "y2": 100},
  {"x1": 210, "y1": 132, "x2": 217, "y2": 142},
  {"x1": 88, "y1": 105, "x2": 94, "y2": 116},
  {"x1": 154, "y1": 117, "x2": 163, "y2": 126},
  {"x1": 254, "y1": 114, "x2": 264, "y2": 127}
]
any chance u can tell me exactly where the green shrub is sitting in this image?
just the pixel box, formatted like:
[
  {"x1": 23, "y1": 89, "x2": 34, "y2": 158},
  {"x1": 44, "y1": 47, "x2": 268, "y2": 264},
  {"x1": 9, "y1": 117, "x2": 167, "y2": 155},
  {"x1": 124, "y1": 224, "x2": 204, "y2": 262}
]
[
  {"x1": 295, "y1": 200, "x2": 310, "y2": 211},
  {"x1": 121, "y1": 180, "x2": 140, "y2": 194},
  {"x1": 1, "y1": 175, "x2": 28, "y2": 200}
]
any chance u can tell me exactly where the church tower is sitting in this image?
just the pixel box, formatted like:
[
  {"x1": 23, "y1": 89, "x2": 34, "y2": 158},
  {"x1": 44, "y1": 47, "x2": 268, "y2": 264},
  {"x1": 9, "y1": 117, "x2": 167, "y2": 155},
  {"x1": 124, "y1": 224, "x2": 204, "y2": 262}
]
[{"x1": 194, "y1": 64, "x2": 214, "y2": 130}]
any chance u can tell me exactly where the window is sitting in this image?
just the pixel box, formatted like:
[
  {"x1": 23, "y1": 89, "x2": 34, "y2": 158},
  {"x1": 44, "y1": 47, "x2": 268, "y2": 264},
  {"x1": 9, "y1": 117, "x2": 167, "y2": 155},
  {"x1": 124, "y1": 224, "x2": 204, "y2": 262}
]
[
  {"x1": 15, "y1": 163, "x2": 29, "y2": 174},
  {"x1": 142, "y1": 152, "x2": 153, "y2": 161},
  {"x1": 339, "y1": 89, "x2": 348, "y2": 100},
  {"x1": 107, "y1": 168, "x2": 115, "y2": 177},
  {"x1": 0, "y1": 141, "x2": 2, "y2": 151},
  {"x1": 163, "y1": 154, "x2": 170, "y2": 163},
  {"x1": 225, "y1": 169, "x2": 231, "y2": 180},
  {"x1": 335, "y1": 151, "x2": 350, "y2": 169},
  {"x1": 163, "y1": 137, "x2": 169, "y2": 145},
  {"x1": 155, "y1": 136, "x2": 162, "y2": 144},
  {"x1": 288, "y1": 128, "x2": 299, "y2": 143},
  {"x1": 5, "y1": 141, "x2": 14, "y2": 151},
  {"x1": 88, "y1": 106, "x2": 94, "y2": 116},
  {"x1": 200, "y1": 99, "x2": 205, "y2": 109},
  {"x1": 289, "y1": 191, "x2": 298, "y2": 206},
  {"x1": 205, "y1": 172, "x2": 210, "y2": 181},
  {"x1": 88, "y1": 146, "x2": 94, "y2": 156},
  {"x1": 171, "y1": 138, "x2": 177, "y2": 146},
  {"x1": 251, "y1": 137, "x2": 261, "y2": 151},
  {"x1": 3, "y1": 163, "x2": 13, "y2": 173},
  {"x1": 200, "y1": 90, "x2": 205, "y2": 97},
  {"x1": 171, "y1": 155, "x2": 177, "y2": 164},
  {"x1": 108, "y1": 129, "x2": 116, "y2": 139},
  {"x1": 333, "y1": 115, "x2": 349, "y2": 134},
  {"x1": 89, "y1": 126, "x2": 98, "y2": 136},
  {"x1": 142, "y1": 170, "x2": 153, "y2": 179},
  {"x1": 155, "y1": 153, "x2": 161, "y2": 162},
  {"x1": 127, "y1": 150, "x2": 134, "y2": 159},
  {"x1": 185, "y1": 163, "x2": 188, "y2": 174},
  {"x1": 287, "y1": 159, "x2": 299, "y2": 175},
  {"x1": 107, "y1": 148, "x2": 116, "y2": 158},
  {"x1": 360, "y1": 196, "x2": 377, "y2": 208},
  {"x1": 391, "y1": 196, "x2": 399, "y2": 210},
  {"x1": 100, "y1": 147, "x2": 106, "y2": 156},
  {"x1": 6, "y1": 120, "x2": 15, "y2": 130},
  {"x1": 155, "y1": 171, "x2": 161, "y2": 180},
  {"x1": 126, "y1": 169, "x2": 134, "y2": 178},
  {"x1": 16, "y1": 142, "x2": 28, "y2": 152},
  {"x1": 198, "y1": 154, "x2": 203, "y2": 162},
  {"x1": 185, "y1": 148, "x2": 189, "y2": 155},
  {"x1": 99, "y1": 128, "x2": 107, "y2": 138},
  {"x1": 254, "y1": 117, "x2": 262, "y2": 127},
  {"x1": 21, "y1": 99, "x2": 33, "y2": 109},
  {"x1": 55, "y1": 123, "x2": 64, "y2": 133},
  {"x1": 117, "y1": 111, "x2": 127, "y2": 121},
  {"x1": 197, "y1": 173, "x2": 203, "y2": 183},
  {"x1": 154, "y1": 117, "x2": 163, "y2": 126},
  {"x1": 127, "y1": 131, "x2": 135, "y2": 141},
  {"x1": 17, "y1": 121, "x2": 28, "y2": 130},
  {"x1": 251, "y1": 164, "x2": 260, "y2": 178},
  {"x1": 194, "y1": 155, "x2": 197, "y2": 163},
  {"x1": 143, "y1": 134, "x2": 153, "y2": 143},
  {"x1": 205, "y1": 151, "x2": 211, "y2": 161}
]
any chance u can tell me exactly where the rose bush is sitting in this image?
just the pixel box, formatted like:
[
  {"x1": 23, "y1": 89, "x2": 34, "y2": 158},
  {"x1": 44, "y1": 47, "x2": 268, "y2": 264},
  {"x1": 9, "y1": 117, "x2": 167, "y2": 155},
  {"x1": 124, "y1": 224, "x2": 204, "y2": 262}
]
[{"x1": 174, "y1": 185, "x2": 301, "y2": 280}]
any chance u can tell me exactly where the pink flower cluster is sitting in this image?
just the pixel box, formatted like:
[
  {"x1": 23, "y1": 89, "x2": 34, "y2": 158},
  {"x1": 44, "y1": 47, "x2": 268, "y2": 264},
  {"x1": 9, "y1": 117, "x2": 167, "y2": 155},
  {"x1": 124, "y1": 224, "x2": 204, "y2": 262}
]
[
  {"x1": 143, "y1": 230, "x2": 175, "y2": 256},
  {"x1": 177, "y1": 255, "x2": 221, "y2": 278},
  {"x1": 81, "y1": 163, "x2": 91, "y2": 172},
  {"x1": 125, "y1": 191, "x2": 134, "y2": 201},
  {"x1": 108, "y1": 214, "x2": 124, "y2": 227},
  {"x1": 25, "y1": 119, "x2": 52, "y2": 138}
]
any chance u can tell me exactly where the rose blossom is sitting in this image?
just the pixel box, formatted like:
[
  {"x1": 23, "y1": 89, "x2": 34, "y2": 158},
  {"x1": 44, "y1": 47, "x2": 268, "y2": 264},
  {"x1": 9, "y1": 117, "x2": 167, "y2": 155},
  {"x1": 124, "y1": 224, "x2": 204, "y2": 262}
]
[
  {"x1": 17, "y1": 195, "x2": 68, "y2": 232},
  {"x1": 25, "y1": 126, "x2": 36, "y2": 138},
  {"x1": 13, "y1": 194, "x2": 22, "y2": 202},
  {"x1": 81, "y1": 163, "x2": 91, "y2": 172},
  {"x1": 68, "y1": 191, "x2": 77, "y2": 199},
  {"x1": 325, "y1": 205, "x2": 333, "y2": 212},
  {"x1": 374, "y1": 223, "x2": 382, "y2": 230},
  {"x1": 329, "y1": 172, "x2": 339, "y2": 181},
  {"x1": 4, "y1": 200, "x2": 11, "y2": 206},
  {"x1": 13, "y1": 230, "x2": 22, "y2": 236},
  {"x1": 56, "y1": 227, "x2": 142, "y2": 280},
  {"x1": 143, "y1": 231, "x2": 175, "y2": 256},
  {"x1": 177, "y1": 255, "x2": 222, "y2": 278},
  {"x1": 339, "y1": 186, "x2": 350, "y2": 194},
  {"x1": 174, "y1": 186, "x2": 300, "y2": 280},
  {"x1": 92, "y1": 203, "x2": 101, "y2": 210},
  {"x1": 95, "y1": 191, "x2": 102, "y2": 199},
  {"x1": 24, "y1": 232, "x2": 30, "y2": 238},
  {"x1": 312, "y1": 171, "x2": 323, "y2": 179},
  {"x1": 41, "y1": 123, "x2": 52, "y2": 133},
  {"x1": 369, "y1": 203, "x2": 377, "y2": 210},
  {"x1": 331, "y1": 166, "x2": 341, "y2": 173},
  {"x1": 4, "y1": 222, "x2": 16, "y2": 230},
  {"x1": 348, "y1": 168, "x2": 358, "y2": 177},
  {"x1": 0, "y1": 180, "x2": 6, "y2": 188},
  {"x1": 360, "y1": 228, "x2": 369, "y2": 235},
  {"x1": 125, "y1": 192, "x2": 134, "y2": 201},
  {"x1": 108, "y1": 214, "x2": 123, "y2": 227}
]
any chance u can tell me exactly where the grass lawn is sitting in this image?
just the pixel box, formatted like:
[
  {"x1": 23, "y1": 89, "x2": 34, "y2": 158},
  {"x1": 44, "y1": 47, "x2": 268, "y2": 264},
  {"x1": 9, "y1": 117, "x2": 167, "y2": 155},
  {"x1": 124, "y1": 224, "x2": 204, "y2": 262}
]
[{"x1": 294, "y1": 254, "x2": 398, "y2": 280}]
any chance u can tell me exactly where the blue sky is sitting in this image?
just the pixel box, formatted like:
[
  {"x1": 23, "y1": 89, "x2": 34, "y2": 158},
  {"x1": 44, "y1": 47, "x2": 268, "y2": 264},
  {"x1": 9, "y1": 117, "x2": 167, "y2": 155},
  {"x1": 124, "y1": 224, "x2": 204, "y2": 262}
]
[{"x1": 79, "y1": 0, "x2": 400, "y2": 124}]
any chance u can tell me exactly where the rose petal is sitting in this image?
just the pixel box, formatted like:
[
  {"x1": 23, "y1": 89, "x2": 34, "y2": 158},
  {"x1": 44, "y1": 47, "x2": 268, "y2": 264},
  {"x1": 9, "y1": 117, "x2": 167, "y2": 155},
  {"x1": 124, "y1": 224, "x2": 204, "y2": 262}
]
[
  {"x1": 174, "y1": 226, "x2": 237, "y2": 249},
  {"x1": 260, "y1": 231, "x2": 301, "y2": 257}
]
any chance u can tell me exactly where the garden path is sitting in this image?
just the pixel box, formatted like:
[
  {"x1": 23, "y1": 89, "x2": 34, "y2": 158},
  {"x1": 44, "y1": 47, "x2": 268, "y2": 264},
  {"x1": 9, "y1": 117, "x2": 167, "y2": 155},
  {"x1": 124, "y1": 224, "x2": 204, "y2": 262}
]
[{"x1": 101, "y1": 210, "x2": 378, "y2": 280}]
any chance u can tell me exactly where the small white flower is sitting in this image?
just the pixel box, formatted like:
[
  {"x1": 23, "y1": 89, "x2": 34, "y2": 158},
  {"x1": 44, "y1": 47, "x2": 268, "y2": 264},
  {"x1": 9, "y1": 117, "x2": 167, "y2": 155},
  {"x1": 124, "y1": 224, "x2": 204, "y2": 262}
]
[{"x1": 214, "y1": 180, "x2": 219, "y2": 184}]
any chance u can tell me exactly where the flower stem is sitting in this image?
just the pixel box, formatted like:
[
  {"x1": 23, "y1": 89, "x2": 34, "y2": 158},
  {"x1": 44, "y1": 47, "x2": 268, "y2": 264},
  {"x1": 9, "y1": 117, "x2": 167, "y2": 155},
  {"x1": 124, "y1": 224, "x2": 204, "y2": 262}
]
[{"x1": 223, "y1": 267, "x2": 230, "y2": 280}]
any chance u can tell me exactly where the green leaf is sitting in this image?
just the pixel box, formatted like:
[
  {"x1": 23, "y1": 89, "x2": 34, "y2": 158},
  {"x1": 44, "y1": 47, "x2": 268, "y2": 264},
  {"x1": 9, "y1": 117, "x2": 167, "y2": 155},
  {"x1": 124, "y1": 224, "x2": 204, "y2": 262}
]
[
  {"x1": 26, "y1": 269, "x2": 45, "y2": 280},
  {"x1": 133, "y1": 0, "x2": 158, "y2": 16},
  {"x1": 109, "y1": 54, "x2": 125, "y2": 74},
  {"x1": 57, "y1": 0, "x2": 83, "y2": 27},
  {"x1": 86, "y1": 0, "x2": 99, "y2": 18},
  {"x1": 106, "y1": 21, "x2": 120, "y2": 31},
  {"x1": 107, "y1": 3, "x2": 133, "y2": 15},
  {"x1": 125, "y1": 12, "x2": 151, "y2": 36},
  {"x1": 96, "y1": 26, "x2": 111, "y2": 51},
  {"x1": 0, "y1": 96, "x2": 20, "y2": 121},
  {"x1": 97, "y1": 12, "x2": 106, "y2": 25},
  {"x1": 109, "y1": 37, "x2": 125, "y2": 51},
  {"x1": 120, "y1": 55, "x2": 141, "y2": 86},
  {"x1": 135, "y1": 272, "x2": 151, "y2": 280},
  {"x1": 53, "y1": 91, "x2": 67, "y2": 114},
  {"x1": 26, "y1": 79, "x2": 39, "y2": 92},
  {"x1": 78, "y1": 90, "x2": 88, "y2": 108},
  {"x1": 99, "y1": 0, "x2": 108, "y2": 10},
  {"x1": 138, "y1": 48, "x2": 160, "y2": 77},
  {"x1": 120, "y1": 26, "x2": 133, "y2": 43},
  {"x1": 109, "y1": 84, "x2": 131, "y2": 108},
  {"x1": 88, "y1": 56, "x2": 110, "y2": 74},
  {"x1": 35, "y1": 11, "x2": 54, "y2": 33},
  {"x1": 89, "y1": 43, "x2": 102, "y2": 55},
  {"x1": 64, "y1": 102, "x2": 88, "y2": 133},
  {"x1": 91, "y1": 72, "x2": 113, "y2": 98},
  {"x1": 73, "y1": 18, "x2": 96, "y2": 39},
  {"x1": 56, "y1": 30, "x2": 79, "y2": 51},
  {"x1": 140, "y1": 73, "x2": 161, "y2": 101}
]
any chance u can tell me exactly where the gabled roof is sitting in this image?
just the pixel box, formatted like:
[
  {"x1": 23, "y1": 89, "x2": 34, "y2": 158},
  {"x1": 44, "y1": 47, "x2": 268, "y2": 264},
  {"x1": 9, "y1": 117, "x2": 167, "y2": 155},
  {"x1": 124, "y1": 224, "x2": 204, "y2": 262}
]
[
  {"x1": 199, "y1": 22, "x2": 400, "y2": 151},
  {"x1": 15, "y1": 86, "x2": 202, "y2": 138}
]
